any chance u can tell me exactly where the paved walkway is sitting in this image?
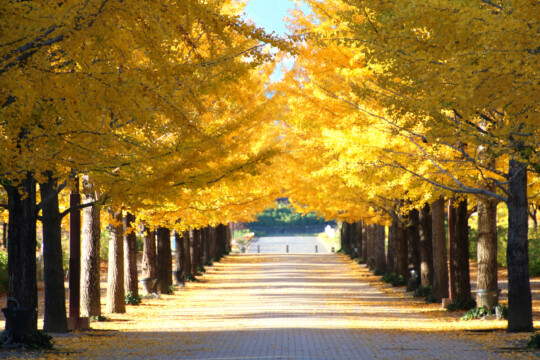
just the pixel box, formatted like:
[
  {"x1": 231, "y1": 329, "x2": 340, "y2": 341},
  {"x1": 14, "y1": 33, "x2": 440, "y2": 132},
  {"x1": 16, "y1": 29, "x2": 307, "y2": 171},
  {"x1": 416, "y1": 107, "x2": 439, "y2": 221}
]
[{"x1": 41, "y1": 250, "x2": 536, "y2": 360}]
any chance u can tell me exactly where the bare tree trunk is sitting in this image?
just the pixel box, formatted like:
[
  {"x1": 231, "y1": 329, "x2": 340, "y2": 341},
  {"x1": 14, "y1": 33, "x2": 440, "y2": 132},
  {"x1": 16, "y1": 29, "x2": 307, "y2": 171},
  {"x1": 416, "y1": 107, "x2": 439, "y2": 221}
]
[
  {"x1": 123, "y1": 213, "x2": 138, "y2": 297},
  {"x1": 395, "y1": 220, "x2": 408, "y2": 278},
  {"x1": 81, "y1": 177, "x2": 101, "y2": 317},
  {"x1": 374, "y1": 224, "x2": 386, "y2": 273},
  {"x1": 407, "y1": 209, "x2": 421, "y2": 274},
  {"x1": 419, "y1": 203, "x2": 434, "y2": 287},
  {"x1": 40, "y1": 175, "x2": 68, "y2": 332},
  {"x1": 173, "y1": 231, "x2": 184, "y2": 285},
  {"x1": 106, "y1": 211, "x2": 125, "y2": 313},
  {"x1": 356, "y1": 221, "x2": 364, "y2": 263},
  {"x1": 4, "y1": 173, "x2": 39, "y2": 334},
  {"x1": 184, "y1": 229, "x2": 193, "y2": 278},
  {"x1": 506, "y1": 159, "x2": 533, "y2": 332},
  {"x1": 387, "y1": 219, "x2": 397, "y2": 274},
  {"x1": 450, "y1": 199, "x2": 472, "y2": 301},
  {"x1": 209, "y1": 227, "x2": 217, "y2": 261},
  {"x1": 448, "y1": 198, "x2": 456, "y2": 299},
  {"x1": 203, "y1": 227, "x2": 212, "y2": 265},
  {"x1": 142, "y1": 227, "x2": 156, "y2": 279},
  {"x1": 156, "y1": 227, "x2": 172, "y2": 294},
  {"x1": 190, "y1": 228, "x2": 200, "y2": 275},
  {"x1": 477, "y1": 196, "x2": 498, "y2": 294},
  {"x1": 366, "y1": 224, "x2": 375, "y2": 269},
  {"x1": 432, "y1": 197, "x2": 449, "y2": 301}
]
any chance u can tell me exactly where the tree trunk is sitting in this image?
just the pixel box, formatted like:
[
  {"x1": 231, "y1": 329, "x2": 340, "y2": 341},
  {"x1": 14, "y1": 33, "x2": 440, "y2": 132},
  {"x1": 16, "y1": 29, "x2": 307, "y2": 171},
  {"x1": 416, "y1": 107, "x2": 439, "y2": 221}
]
[
  {"x1": 209, "y1": 227, "x2": 217, "y2": 261},
  {"x1": 80, "y1": 181, "x2": 101, "y2": 318},
  {"x1": 477, "y1": 196, "x2": 498, "y2": 293},
  {"x1": 4, "y1": 172, "x2": 38, "y2": 333},
  {"x1": 419, "y1": 203, "x2": 434, "y2": 287},
  {"x1": 216, "y1": 224, "x2": 228, "y2": 259},
  {"x1": 156, "y1": 227, "x2": 172, "y2": 294},
  {"x1": 184, "y1": 229, "x2": 193, "y2": 278},
  {"x1": 432, "y1": 197, "x2": 449, "y2": 301},
  {"x1": 395, "y1": 220, "x2": 408, "y2": 278},
  {"x1": 123, "y1": 213, "x2": 138, "y2": 297},
  {"x1": 450, "y1": 198, "x2": 472, "y2": 301},
  {"x1": 387, "y1": 220, "x2": 397, "y2": 274},
  {"x1": 190, "y1": 228, "x2": 199, "y2": 275},
  {"x1": 366, "y1": 224, "x2": 375, "y2": 269},
  {"x1": 203, "y1": 227, "x2": 212, "y2": 265},
  {"x1": 506, "y1": 159, "x2": 533, "y2": 332},
  {"x1": 407, "y1": 209, "x2": 421, "y2": 274},
  {"x1": 448, "y1": 198, "x2": 456, "y2": 299},
  {"x1": 106, "y1": 211, "x2": 125, "y2": 313},
  {"x1": 374, "y1": 224, "x2": 386, "y2": 273},
  {"x1": 142, "y1": 227, "x2": 156, "y2": 279},
  {"x1": 39, "y1": 175, "x2": 68, "y2": 332},
  {"x1": 356, "y1": 221, "x2": 364, "y2": 263},
  {"x1": 361, "y1": 224, "x2": 367, "y2": 263},
  {"x1": 226, "y1": 224, "x2": 232, "y2": 253},
  {"x1": 174, "y1": 231, "x2": 184, "y2": 285}
]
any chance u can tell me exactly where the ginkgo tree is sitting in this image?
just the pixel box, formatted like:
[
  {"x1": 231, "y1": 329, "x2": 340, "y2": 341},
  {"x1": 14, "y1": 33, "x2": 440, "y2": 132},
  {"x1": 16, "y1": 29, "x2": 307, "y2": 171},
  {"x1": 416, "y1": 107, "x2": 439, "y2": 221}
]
[
  {"x1": 279, "y1": 0, "x2": 538, "y2": 332},
  {"x1": 0, "y1": 0, "x2": 288, "y2": 334}
]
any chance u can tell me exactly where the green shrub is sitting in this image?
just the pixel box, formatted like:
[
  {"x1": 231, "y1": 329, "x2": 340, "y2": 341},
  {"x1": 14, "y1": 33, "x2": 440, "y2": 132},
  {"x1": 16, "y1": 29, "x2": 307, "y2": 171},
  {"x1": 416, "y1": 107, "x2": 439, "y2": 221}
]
[
  {"x1": 125, "y1": 291, "x2": 141, "y2": 305},
  {"x1": 197, "y1": 265, "x2": 206, "y2": 274},
  {"x1": 24, "y1": 331, "x2": 54, "y2": 350},
  {"x1": 413, "y1": 285, "x2": 433, "y2": 298},
  {"x1": 184, "y1": 273, "x2": 197, "y2": 282},
  {"x1": 527, "y1": 334, "x2": 540, "y2": 349},
  {"x1": 495, "y1": 303, "x2": 508, "y2": 319},
  {"x1": 461, "y1": 306, "x2": 493, "y2": 320},
  {"x1": 91, "y1": 315, "x2": 109, "y2": 322},
  {"x1": 380, "y1": 273, "x2": 406, "y2": 287},
  {"x1": 445, "y1": 299, "x2": 476, "y2": 311},
  {"x1": 0, "y1": 251, "x2": 8, "y2": 292},
  {"x1": 167, "y1": 285, "x2": 175, "y2": 295}
]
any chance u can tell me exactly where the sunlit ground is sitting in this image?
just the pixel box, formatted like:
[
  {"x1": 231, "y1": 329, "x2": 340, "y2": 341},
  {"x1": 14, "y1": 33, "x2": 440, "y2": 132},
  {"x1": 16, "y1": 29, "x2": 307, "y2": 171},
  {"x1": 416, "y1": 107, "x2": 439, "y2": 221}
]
[{"x1": 2, "y1": 253, "x2": 540, "y2": 359}]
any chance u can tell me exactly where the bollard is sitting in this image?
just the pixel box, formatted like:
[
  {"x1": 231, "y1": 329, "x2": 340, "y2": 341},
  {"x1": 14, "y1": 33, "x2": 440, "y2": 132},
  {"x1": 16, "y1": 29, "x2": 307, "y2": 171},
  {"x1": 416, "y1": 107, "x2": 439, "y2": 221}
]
[
  {"x1": 315, "y1": 245, "x2": 318, "y2": 253},
  {"x1": 286, "y1": 245, "x2": 289, "y2": 253},
  {"x1": 258, "y1": 245, "x2": 260, "y2": 253}
]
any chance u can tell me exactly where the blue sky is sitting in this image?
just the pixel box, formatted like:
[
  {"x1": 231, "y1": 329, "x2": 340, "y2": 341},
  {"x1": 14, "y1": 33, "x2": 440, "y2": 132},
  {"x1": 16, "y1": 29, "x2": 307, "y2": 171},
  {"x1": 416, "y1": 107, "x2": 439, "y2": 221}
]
[
  {"x1": 243, "y1": 0, "x2": 301, "y2": 36},
  {"x1": 243, "y1": 0, "x2": 309, "y2": 81}
]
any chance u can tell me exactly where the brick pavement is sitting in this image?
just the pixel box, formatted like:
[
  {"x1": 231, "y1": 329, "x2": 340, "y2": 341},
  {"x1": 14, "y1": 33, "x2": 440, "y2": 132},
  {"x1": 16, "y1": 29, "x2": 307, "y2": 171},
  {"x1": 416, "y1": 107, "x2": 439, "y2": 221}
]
[{"x1": 52, "y1": 248, "x2": 537, "y2": 360}]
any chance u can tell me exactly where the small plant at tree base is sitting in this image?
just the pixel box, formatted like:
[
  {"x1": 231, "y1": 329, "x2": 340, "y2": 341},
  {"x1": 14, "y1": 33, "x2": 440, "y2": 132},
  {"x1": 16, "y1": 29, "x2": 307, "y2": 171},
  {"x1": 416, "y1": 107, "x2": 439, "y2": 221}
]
[
  {"x1": 373, "y1": 269, "x2": 383, "y2": 276},
  {"x1": 125, "y1": 291, "x2": 142, "y2": 305},
  {"x1": 527, "y1": 334, "x2": 540, "y2": 349},
  {"x1": 445, "y1": 299, "x2": 477, "y2": 311},
  {"x1": 184, "y1": 273, "x2": 197, "y2": 282},
  {"x1": 495, "y1": 303, "x2": 508, "y2": 319},
  {"x1": 413, "y1": 285, "x2": 433, "y2": 298},
  {"x1": 197, "y1": 265, "x2": 206, "y2": 274},
  {"x1": 424, "y1": 293, "x2": 437, "y2": 303},
  {"x1": 204, "y1": 260, "x2": 213, "y2": 267},
  {"x1": 461, "y1": 306, "x2": 493, "y2": 320},
  {"x1": 91, "y1": 315, "x2": 109, "y2": 322},
  {"x1": 167, "y1": 285, "x2": 175, "y2": 295}
]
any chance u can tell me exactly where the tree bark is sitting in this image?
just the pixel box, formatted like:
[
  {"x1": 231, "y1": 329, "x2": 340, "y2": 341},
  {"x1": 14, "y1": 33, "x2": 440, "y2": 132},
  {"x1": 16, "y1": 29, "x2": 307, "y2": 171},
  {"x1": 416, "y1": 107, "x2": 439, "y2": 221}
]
[
  {"x1": 407, "y1": 209, "x2": 421, "y2": 274},
  {"x1": 355, "y1": 221, "x2": 364, "y2": 262},
  {"x1": 215, "y1": 224, "x2": 228, "y2": 259},
  {"x1": 476, "y1": 196, "x2": 498, "y2": 293},
  {"x1": 184, "y1": 229, "x2": 193, "y2": 278},
  {"x1": 173, "y1": 231, "x2": 184, "y2": 285},
  {"x1": 448, "y1": 198, "x2": 456, "y2": 299},
  {"x1": 449, "y1": 198, "x2": 472, "y2": 301},
  {"x1": 387, "y1": 219, "x2": 397, "y2": 274},
  {"x1": 190, "y1": 228, "x2": 199, "y2": 275},
  {"x1": 142, "y1": 226, "x2": 156, "y2": 279},
  {"x1": 203, "y1": 227, "x2": 212, "y2": 265},
  {"x1": 39, "y1": 175, "x2": 68, "y2": 332},
  {"x1": 156, "y1": 227, "x2": 172, "y2": 294},
  {"x1": 106, "y1": 211, "x2": 125, "y2": 313},
  {"x1": 123, "y1": 213, "x2": 138, "y2": 297},
  {"x1": 4, "y1": 172, "x2": 38, "y2": 333},
  {"x1": 395, "y1": 220, "x2": 408, "y2": 278},
  {"x1": 81, "y1": 176, "x2": 101, "y2": 317},
  {"x1": 432, "y1": 197, "x2": 449, "y2": 301},
  {"x1": 506, "y1": 159, "x2": 533, "y2": 332},
  {"x1": 209, "y1": 227, "x2": 217, "y2": 262},
  {"x1": 419, "y1": 203, "x2": 434, "y2": 287},
  {"x1": 374, "y1": 224, "x2": 386, "y2": 273}
]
